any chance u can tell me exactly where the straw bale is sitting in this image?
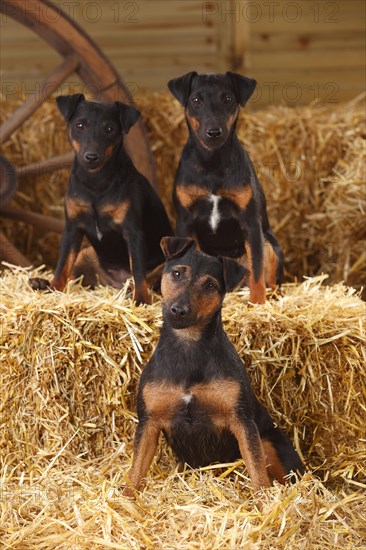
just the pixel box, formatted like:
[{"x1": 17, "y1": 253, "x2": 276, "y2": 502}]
[
  {"x1": 1, "y1": 92, "x2": 365, "y2": 289},
  {"x1": 306, "y1": 135, "x2": 366, "y2": 289},
  {"x1": 1, "y1": 268, "x2": 365, "y2": 548}
]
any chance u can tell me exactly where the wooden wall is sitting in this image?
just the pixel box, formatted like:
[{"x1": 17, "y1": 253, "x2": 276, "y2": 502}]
[
  {"x1": 243, "y1": 0, "x2": 366, "y2": 105},
  {"x1": 1, "y1": 0, "x2": 365, "y2": 107}
]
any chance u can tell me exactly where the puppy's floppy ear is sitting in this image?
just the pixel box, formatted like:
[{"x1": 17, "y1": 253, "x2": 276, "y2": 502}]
[
  {"x1": 56, "y1": 93, "x2": 85, "y2": 121},
  {"x1": 220, "y1": 256, "x2": 248, "y2": 292},
  {"x1": 115, "y1": 102, "x2": 141, "y2": 134},
  {"x1": 167, "y1": 71, "x2": 198, "y2": 106},
  {"x1": 160, "y1": 236, "x2": 196, "y2": 260},
  {"x1": 225, "y1": 72, "x2": 256, "y2": 107}
]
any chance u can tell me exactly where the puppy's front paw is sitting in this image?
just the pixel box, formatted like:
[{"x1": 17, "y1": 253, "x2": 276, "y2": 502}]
[
  {"x1": 134, "y1": 281, "x2": 152, "y2": 306},
  {"x1": 29, "y1": 277, "x2": 52, "y2": 291}
]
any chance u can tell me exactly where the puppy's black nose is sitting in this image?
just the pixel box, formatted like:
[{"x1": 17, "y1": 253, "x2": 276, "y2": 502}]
[
  {"x1": 84, "y1": 152, "x2": 99, "y2": 162},
  {"x1": 170, "y1": 303, "x2": 190, "y2": 317},
  {"x1": 206, "y1": 127, "x2": 223, "y2": 139}
]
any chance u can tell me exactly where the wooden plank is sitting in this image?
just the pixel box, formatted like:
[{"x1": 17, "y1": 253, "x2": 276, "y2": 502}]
[
  {"x1": 2, "y1": 41, "x2": 218, "y2": 63},
  {"x1": 2, "y1": 24, "x2": 215, "y2": 43},
  {"x1": 250, "y1": 31, "x2": 365, "y2": 53},
  {"x1": 249, "y1": 87, "x2": 364, "y2": 108},
  {"x1": 251, "y1": 49, "x2": 365, "y2": 70},
  {"x1": 248, "y1": 16, "x2": 366, "y2": 34},
  {"x1": 231, "y1": 0, "x2": 251, "y2": 71},
  {"x1": 251, "y1": 68, "x2": 365, "y2": 84},
  {"x1": 246, "y1": 69, "x2": 365, "y2": 107},
  {"x1": 51, "y1": 0, "x2": 204, "y2": 24},
  {"x1": 242, "y1": 0, "x2": 365, "y2": 33}
]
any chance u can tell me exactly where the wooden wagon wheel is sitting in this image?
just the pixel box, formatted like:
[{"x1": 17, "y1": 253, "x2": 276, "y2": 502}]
[{"x1": 0, "y1": 0, "x2": 156, "y2": 266}]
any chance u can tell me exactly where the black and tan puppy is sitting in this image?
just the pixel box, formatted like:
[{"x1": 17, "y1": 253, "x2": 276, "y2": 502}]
[
  {"x1": 124, "y1": 237, "x2": 304, "y2": 495},
  {"x1": 30, "y1": 94, "x2": 173, "y2": 304},
  {"x1": 168, "y1": 71, "x2": 283, "y2": 304}
]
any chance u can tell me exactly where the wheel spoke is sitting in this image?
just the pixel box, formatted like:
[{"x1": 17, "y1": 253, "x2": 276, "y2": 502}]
[
  {"x1": 0, "y1": 205, "x2": 64, "y2": 234},
  {"x1": 17, "y1": 152, "x2": 74, "y2": 177},
  {"x1": 0, "y1": 232, "x2": 31, "y2": 267},
  {"x1": 0, "y1": 53, "x2": 80, "y2": 144}
]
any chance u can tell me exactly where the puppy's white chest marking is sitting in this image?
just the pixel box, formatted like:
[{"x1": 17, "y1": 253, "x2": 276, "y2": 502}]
[
  {"x1": 182, "y1": 393, "x2": 193, "y2": 405},
  {"x1": 95, "y1": 221, "x2": 103, "y2": 241},
  {"x1": 209, "y1": 194, "x2": 221, "y2": 232}
]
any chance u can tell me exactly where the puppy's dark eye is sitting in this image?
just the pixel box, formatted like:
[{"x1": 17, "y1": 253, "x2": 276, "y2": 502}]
[
  {"x1": 76, "y1": 122, "x2": 84, "y2": 130},
  {"x1": 224, "y1": 95, "x2": 233, "y2": 104},
  {"x1": 206, "y1": 281, "x2": 217, "y2": 292},
  {"x1": 172, "y1": 270, "x2": 181, "y2": 279},
  {"x1": 105, "y1": 125, "x2": 114, "y2": 134},
  {"x1": 191, "y1": 97, "x2": 201, "y2": 105}
]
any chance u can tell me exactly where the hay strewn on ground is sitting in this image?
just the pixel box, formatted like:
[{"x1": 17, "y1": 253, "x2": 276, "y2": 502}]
[
  {"x1": 1, "y1": 92, "x2": 365, "y2": 289},
  {"x1": 1, "y1": 268, "x2": 365, "y2": 548}
]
